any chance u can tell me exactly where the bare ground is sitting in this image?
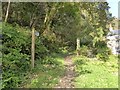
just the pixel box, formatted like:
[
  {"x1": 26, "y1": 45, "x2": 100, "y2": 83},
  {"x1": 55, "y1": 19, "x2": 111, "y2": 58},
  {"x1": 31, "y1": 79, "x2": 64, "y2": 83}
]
[{"x1": 55, "y1": 55, "x2": 76, "y2": 88}]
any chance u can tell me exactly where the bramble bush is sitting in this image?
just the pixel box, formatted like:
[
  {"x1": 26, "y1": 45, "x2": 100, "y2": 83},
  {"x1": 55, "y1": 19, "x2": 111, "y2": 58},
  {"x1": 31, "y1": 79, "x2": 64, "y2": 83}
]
[
  {"x1": 2, "y1": 23, "x2": 48, "y2": 88},
  {"x1": 2, "y1": 23, "x2": 31, "y2": 88}
]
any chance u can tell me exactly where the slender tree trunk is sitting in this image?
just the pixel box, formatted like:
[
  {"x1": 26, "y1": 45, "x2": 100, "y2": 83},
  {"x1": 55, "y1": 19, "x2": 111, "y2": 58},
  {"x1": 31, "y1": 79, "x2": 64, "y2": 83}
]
[
  {"x1": 31, "y1": 27, "x2": 35, "y2": 68},
  {"x1": 43, "y1": 3, "x2": 58, "y2": 35},
  {"x1": 76, "y1": 37, "x2": 80, "y2": 56},
  {"x1": 5, "y1": 0, "x2": 10, "y2": 23}
]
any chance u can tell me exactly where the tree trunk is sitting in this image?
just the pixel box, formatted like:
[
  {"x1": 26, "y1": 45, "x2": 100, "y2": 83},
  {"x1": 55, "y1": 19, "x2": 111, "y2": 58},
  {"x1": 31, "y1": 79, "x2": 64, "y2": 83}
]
[
  {"x1": 5, "y1": 0, "x2": 10, "y2": 23},
  {"x1": 76, "y1": 38, "x2": 80, "y2": 56},
  {"x1": 31, "y1": 27, "x2": 35, "y2": 68},
  {"x1": 42, "y1": 3, "x2": 58, "y2": 35}
]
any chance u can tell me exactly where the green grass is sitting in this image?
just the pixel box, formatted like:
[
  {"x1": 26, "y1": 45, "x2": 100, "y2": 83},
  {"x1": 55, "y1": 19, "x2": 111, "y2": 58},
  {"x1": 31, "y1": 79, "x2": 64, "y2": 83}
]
[
  {"x1": 23, "y1": 53, "x2": 65, "y2": 88},
  {"x1": 73, "y1": 55, "x2": 118, "y2": 88}
]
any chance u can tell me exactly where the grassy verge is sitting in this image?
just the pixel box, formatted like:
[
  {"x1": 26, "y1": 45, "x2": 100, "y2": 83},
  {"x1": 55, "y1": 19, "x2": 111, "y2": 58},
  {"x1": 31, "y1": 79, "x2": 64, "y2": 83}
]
[
  {"x1": 22, "y1": 53, "x2": 65, "y2": 88},
  {"x1": 73, "y1": 55, "x2": 118, "y2": 88}
]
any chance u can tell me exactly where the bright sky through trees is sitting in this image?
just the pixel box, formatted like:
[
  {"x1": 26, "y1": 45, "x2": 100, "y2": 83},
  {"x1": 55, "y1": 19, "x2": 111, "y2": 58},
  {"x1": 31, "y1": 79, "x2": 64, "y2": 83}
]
[{"x1": 107, "y1": 0, "x2": 119, "y2": 18}]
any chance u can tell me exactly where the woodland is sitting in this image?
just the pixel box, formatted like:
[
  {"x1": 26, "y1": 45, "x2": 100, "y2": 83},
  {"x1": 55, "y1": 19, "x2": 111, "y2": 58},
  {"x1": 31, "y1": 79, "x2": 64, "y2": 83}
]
[{"x1": 1, "y1": 2, "x2": 119, "y2": 88}]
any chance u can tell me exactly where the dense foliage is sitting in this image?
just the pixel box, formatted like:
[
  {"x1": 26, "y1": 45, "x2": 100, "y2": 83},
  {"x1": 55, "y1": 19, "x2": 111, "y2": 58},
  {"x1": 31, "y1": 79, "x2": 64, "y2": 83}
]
[
  {"x1": 2, "y1": 23, "x2": 49, "y2": 88},
  {"x1": 2, "y1": 23, "x2": 30, "y2": 88}
]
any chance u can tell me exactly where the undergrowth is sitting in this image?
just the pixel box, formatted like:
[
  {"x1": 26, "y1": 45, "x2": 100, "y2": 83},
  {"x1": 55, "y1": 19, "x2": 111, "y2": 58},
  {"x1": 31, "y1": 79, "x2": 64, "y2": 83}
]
[{"x1": 23, "y1": 54, "x2": 65, "y2": 88}]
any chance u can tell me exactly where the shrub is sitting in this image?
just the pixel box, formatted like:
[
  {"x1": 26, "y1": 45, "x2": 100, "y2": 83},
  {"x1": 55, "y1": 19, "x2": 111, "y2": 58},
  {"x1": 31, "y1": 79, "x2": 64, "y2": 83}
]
[
  {"x1": 96, "y1": 47, "x2": 110, "y2": 62},
  {"x1": 2, "y1": 23, "x2": 51, "y2": 88},
  {"x1": 79, "y1": 46, "x2": 88, "y2": 56},
  {"x1": 2, "y1": 23, "x2": 31, "y2": 88},
  {"x1": 35, "y1": 37, "x2": 49, "y2": 59},
  {"x1": 79, "y1": 46, "x2": 94, "y2": 57}
]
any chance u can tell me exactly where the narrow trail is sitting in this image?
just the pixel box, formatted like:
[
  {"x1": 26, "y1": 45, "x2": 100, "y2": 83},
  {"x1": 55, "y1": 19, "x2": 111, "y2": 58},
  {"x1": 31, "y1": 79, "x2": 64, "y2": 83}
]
[{"x1": 55, "y1": 55, "x2": 76, "y2": 88}]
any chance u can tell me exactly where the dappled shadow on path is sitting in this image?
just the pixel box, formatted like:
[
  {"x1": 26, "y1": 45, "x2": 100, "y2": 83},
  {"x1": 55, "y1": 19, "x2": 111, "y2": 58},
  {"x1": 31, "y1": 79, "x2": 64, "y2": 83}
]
[{"x1": 54, "y1": 55, "x2": 76, "y2": 88}]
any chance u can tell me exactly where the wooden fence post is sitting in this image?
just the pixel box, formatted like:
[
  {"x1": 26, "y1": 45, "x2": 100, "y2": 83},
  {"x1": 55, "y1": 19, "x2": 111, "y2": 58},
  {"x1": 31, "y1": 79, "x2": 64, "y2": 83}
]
[
  {"x1": 76, "y1": 38, "x2": 80, "y2": 56},
  {"x1": 31, "y1": 27, "x2": 35, "y2": 68}
]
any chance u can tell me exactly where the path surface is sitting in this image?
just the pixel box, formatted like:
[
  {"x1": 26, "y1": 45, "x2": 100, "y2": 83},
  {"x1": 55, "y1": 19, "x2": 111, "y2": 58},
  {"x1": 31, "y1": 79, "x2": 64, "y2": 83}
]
[{"x1": 55, "y1": 55, "x2": 76, "y2": 88}]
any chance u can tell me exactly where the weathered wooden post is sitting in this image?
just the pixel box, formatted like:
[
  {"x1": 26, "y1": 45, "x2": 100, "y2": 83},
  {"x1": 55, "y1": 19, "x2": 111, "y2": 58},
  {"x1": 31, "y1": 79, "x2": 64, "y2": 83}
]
[
  {"x1": 76, "y1": 38, "x2": 80, "y2": 56},
  {"x1": 31, "y1": 27, "x2": 35, "y2": 68}
]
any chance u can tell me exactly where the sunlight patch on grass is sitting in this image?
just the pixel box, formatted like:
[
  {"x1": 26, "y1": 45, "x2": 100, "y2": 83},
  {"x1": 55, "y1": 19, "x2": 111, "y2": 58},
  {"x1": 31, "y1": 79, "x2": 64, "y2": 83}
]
[{"x1": 73, "y1": 55, "x2": 118, "y2": 88}]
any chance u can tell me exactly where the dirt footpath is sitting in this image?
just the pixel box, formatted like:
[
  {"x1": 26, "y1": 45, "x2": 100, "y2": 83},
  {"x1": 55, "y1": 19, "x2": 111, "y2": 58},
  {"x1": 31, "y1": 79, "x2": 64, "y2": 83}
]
[{"x1": 55, "y1": 56, "x2": 76, "y2": 88}]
